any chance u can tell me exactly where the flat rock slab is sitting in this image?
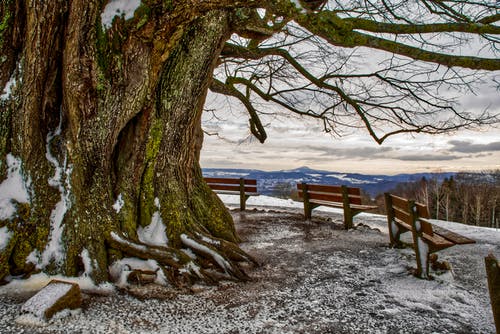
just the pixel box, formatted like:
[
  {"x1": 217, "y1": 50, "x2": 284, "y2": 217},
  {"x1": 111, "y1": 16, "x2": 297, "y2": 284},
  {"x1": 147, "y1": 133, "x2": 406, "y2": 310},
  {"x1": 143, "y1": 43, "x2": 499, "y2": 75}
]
[{"x1": 19, "y1": 280, "x2": 81, "y2": 321}]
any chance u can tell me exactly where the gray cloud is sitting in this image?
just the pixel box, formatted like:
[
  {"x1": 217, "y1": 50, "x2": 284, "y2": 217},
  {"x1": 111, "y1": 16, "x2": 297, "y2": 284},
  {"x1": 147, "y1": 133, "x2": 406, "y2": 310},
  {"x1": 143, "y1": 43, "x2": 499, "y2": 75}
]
[
  {"x1": 315, "y1": 145, "x2": 465, "y2": 162},
  {"x1": 305, "y1": 145, "x2": 395, "y2": 159},
  {"x1": 448, "y1": 140, "x2": 500, "y2": 153},
  {"x1": 474, "y1": 153, "x2": 493, "y2": 158},
  {"x1": 397, "y1": 154, "x2": 461, "y2": 161},
  {"x1": 459, "y1": 89, "x2": 500, "y2": 111}
]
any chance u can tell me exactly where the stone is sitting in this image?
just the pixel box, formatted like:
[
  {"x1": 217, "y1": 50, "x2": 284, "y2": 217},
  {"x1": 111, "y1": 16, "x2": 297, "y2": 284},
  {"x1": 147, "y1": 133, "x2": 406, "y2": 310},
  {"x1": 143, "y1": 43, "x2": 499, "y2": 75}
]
[{"x1": 20, "y1": 280, "x2": 82, "y2": 321}]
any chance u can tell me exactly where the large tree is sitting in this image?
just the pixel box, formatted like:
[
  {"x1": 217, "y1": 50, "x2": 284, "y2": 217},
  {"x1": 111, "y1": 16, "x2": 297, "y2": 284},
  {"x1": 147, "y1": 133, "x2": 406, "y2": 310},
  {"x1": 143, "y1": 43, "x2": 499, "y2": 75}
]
[{"x1": 0, "y1": 0, "x2": 498, "y2": 286}]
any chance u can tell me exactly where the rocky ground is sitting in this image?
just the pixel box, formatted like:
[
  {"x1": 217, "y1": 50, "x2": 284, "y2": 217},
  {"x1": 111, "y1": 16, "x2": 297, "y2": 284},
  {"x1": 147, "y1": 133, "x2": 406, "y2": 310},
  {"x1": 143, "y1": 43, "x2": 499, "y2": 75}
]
[{"x1": 0, "y1": 206, "x2": 497, "y2": 333}]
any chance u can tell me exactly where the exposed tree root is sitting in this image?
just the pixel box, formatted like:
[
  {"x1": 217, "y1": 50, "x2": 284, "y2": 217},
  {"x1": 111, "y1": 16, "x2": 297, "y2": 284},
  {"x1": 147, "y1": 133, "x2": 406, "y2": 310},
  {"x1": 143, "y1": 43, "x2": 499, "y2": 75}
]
[
  {"x1": 107, "y1": 232, "x2": 190, "y2": 270},
  {"x1": 106, "y1": 229, "x2": 257, "y2": 287}
]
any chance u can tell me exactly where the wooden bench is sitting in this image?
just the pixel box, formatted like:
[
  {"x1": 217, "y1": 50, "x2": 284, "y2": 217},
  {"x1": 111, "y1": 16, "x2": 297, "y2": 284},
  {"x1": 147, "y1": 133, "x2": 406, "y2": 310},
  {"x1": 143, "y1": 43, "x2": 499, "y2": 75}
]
[
  {"x1": 384, "y1": 193, "x2": 475, "y2": 278},
  {"x1": 297, "y1": 183, "x2": 378, "y2": 229},
  {"x1": 204, "y1": 177, "x2": 258, "y2": 211}
]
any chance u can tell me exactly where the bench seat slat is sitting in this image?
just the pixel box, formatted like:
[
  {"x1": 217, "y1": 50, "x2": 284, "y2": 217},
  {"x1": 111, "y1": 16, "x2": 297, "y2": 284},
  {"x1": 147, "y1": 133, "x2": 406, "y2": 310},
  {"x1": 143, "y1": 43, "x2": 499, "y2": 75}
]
[
  {"x1": 299, "y1": 184, "x2": 361, "y2": 197},
  {"x1": 389, "y1": 195, "x2": 410, "y2": 211},
  {"x1": 431, "y1": 225, "x2": 476, "y2": 245},
  {"x1": 298, "y1": 192, "x2": 363, "y2": 205},
  {"x1": 394, "y1": 220, "x2": 412, "y2": 234},
  {"x1": 393, "y1": 207, "x2": 412, "y2": 225},
  {"x1": 204, "y1": 177, "x2": 257, "y2": 185},
  {"x1": 348, "y1": 204, "x2": 377, "y2": 211},
  {"x1": 298, "y1": 189, "x2": 343, "y2": 197},
  {"x1": 207, "y1": 184, "x2": 257, "y2": 193},
  {"x1": 416, "y1": 203, "x2": 430, "y2": 218},
  {"x1": 309, "y1": 199, "x2": 377, "y2": 211},
  {"x1": 212, "y1": 190, "x2": 259, "y2": 196},
  {"x1": 297, "y1": 184, "x2": 343, "y2": 194},
  {"x1": 308, "y1": 199, "x2": 343, "y2": 209},
  {"x1": 306, "y1": 193, "x2": 344, "y2": 203},
  {"x1": 418, "y1": 218, "x2": 434, "y2": 236},
  {"x1": 298, "y1": 189, "x2": 362, "y2": 205},
  {"x1": 421, "y1": 231, "x2": 455, "y2": 249}
]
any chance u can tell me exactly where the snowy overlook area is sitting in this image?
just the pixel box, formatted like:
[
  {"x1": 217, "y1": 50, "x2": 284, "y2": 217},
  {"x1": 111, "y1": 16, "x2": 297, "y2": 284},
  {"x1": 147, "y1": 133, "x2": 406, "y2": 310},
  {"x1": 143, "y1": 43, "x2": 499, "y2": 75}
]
[{"x1": 0, "y1": 194, "x2": 499, "y2": 333}]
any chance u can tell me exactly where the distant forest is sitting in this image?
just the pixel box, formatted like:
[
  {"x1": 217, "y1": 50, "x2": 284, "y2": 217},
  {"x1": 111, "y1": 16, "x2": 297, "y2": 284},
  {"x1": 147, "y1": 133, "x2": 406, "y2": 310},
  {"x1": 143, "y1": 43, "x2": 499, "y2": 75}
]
[{"x1": 272, "y1": 171, "x2": 500, "y2": 228}]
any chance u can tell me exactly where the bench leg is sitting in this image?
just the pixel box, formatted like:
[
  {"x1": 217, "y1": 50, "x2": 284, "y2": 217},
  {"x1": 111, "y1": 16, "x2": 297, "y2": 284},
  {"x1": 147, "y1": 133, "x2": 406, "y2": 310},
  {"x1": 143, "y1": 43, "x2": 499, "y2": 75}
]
[
  {"x1": 301, "y1": 183, "x2": 313, "y2": 220},
  {"x1": 240, "y1": 195, "x2": 250, "y2": 211},
  {"x1": 405, "y1": 200, "x2": 430, "y2": 279},
  {"x1": 341, "y1": 185, "x2": 354, "y2": 230},
  {"x1": 303, "y1": 202, "x2": 316, "y2": 220},
  {"x1": 412, "y1": 235, "x2": 431, "y2": 279},
  {"x1": 385, "y1": 193, "x2": 400, "y2": 247},
  {"x1": 239, "y1": 178, "x2": 246, "y2": 211},
  {"x1": 343, "y1": 212, "x2": 354, "y2": 230},
  {"x1": 303, "y1": 202, "x2": 318, "y2": 220},
  {"x1": 388, "y1": 219, "x2": 404, "y2": 248}
]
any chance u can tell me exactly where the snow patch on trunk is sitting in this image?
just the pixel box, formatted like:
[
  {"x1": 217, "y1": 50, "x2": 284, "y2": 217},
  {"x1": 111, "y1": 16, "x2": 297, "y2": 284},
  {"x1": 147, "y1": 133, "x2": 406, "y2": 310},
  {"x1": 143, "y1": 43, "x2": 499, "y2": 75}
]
[
  {"x1": 137, "y1": 197, "x2": 168, "y2": 246},
  {"x1": 1, "y1": 61, "x2": 22, "y2": 101},
  {"x1": 80, "y1": 249, "x2": 95, "y2": 278},
  {"x1": 101, "y1": 0, "x2": 142, "y2": 29},
  {"x1": 28, "y1": 117, "x2": 73, "y2": 269},
  {"x1": 0, "y1": 154, "x2": 31, "y2": 220},
  {"x1": 0, "y1": 153, "x2": 31, "y2": 220},
  {"x1": 290, "y1": 0, "x2": 307, "y2": 13},
  {"x1": 0, "y1": 226, "x2": 13, "y2": 251},
  {"x1": 112, "y1": 194, "x2": 124, "y2": 213},
  {"x1": 137, "y1": 212, "x2": 168, "y2": 246},
  {"x1": 1, "y1": 74, "x2": 16, "y2": 101}
]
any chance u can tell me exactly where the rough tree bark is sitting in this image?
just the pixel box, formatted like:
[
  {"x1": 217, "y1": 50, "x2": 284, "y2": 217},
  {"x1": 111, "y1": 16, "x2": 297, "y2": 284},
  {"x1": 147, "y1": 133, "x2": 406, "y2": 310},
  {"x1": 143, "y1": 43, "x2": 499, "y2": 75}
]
[{"x1": 0, "y1": 1, "x2": 255, "y2": 286}]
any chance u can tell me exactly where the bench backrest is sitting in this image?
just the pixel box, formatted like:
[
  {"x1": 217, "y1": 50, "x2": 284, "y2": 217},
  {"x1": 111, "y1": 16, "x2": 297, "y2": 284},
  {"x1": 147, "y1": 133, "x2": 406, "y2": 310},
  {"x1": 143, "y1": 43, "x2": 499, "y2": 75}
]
[
  {"x1": 385, "y1": 193, "x2": 433, "y2": 235},
  {"x1": 297, "y1": 183, "x2": 362, "y2": 205},
  {"x1": 204, "y1": 177, "x2": 257, "y2": 194}
]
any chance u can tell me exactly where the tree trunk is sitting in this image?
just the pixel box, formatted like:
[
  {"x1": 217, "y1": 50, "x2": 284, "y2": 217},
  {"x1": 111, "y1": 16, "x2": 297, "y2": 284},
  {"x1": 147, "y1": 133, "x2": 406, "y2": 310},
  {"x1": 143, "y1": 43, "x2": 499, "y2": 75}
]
[{"x1": 0, "y1": 1, "x2": 255, "y2": 286}]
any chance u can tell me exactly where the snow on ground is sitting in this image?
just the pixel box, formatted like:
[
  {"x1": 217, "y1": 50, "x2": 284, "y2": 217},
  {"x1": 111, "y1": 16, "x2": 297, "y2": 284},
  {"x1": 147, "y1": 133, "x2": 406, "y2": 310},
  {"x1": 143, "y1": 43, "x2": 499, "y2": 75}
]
[
  {"x1": 0, "y1": 195, "x2": 498, "y2": 333},
  {"x1": 325, "y1": 173, "x2": 377, "y2": 185}
]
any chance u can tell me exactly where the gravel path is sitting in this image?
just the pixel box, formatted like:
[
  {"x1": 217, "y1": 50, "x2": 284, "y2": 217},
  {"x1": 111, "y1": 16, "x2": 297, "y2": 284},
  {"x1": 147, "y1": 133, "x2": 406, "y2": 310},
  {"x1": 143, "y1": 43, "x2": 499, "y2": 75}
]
[{"x1": 0, "y1": 208, "x2": 497, "y2": 333}]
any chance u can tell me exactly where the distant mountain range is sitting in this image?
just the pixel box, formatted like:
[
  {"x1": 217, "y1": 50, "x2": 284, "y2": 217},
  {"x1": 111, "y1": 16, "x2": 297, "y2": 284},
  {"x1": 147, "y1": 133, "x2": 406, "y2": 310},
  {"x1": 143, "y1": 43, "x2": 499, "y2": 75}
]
[{"x1": 202, "y1": 166, "x2": 456, "y2": 197}]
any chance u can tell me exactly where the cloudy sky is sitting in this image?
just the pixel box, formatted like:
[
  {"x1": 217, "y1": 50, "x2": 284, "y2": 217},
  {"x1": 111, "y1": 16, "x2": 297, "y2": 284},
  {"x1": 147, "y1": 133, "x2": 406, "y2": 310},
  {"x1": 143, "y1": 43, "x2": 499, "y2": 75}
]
[
  {"x1": 200, "y1": 89, "x2": 500, "y2": 175},
  {"x1": 200, "y1": 5, "x2": 499, "y2": 176}
]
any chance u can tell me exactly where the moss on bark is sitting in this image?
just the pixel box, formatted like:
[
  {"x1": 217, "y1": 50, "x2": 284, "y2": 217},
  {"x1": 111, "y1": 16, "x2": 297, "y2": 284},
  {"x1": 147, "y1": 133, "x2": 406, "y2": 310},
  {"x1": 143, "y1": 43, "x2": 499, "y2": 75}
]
[{"x1": 0, "y1": 4, "x2": 254, "y2": 287}]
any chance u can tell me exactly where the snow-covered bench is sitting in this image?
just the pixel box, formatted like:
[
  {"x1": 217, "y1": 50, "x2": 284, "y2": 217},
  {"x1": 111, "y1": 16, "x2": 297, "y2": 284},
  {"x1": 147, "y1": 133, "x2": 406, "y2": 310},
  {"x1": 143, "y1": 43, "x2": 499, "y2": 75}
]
[
  {"x1": 384, "y1": 193, "x2": 475, "y2": 278},
  {"x1": 297, "y1": 183, "x2": 377, "y2": 229},
  {"x1": 204, "y1": 177, "x2": 258, "y2": 211}
]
